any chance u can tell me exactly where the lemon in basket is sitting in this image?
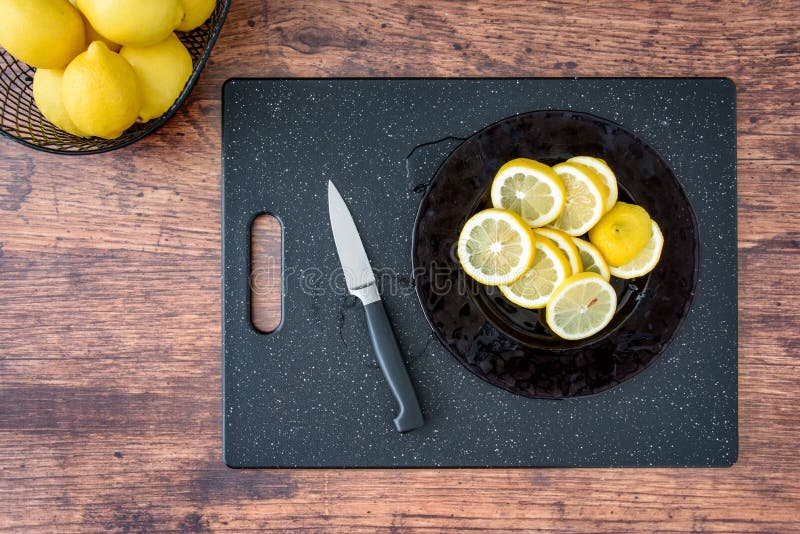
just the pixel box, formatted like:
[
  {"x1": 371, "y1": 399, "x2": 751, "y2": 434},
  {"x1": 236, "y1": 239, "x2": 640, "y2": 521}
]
[
  {"x1": 177, "y1": 0, "x2": 216, "y2": 32},
  {"x1": 77, "y1": 0, "x2": 184, "y2": 47},
  {"x1": 62, "y1": 41, "x2": 141, "y2": 139},
  {"x1": 33, "y1": 69, "x2": 87, "y2": 137},
  {"x1": 0, "y1": 0, "x2": 85, "y2": 69},
  {"x1": 120, "y1": 33, "x2": 192, "y2": 122}
]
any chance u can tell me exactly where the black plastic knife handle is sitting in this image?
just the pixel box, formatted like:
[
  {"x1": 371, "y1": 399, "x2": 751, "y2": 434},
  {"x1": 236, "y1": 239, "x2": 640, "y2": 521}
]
[{"x1": 363, "y1": 300, "x2": 424, "y2": 432}]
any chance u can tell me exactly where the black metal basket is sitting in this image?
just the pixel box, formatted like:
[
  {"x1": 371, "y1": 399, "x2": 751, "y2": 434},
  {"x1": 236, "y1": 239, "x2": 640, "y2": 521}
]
[{"x1": 0, "y1": 0, "x2": 230, "y2": 155}]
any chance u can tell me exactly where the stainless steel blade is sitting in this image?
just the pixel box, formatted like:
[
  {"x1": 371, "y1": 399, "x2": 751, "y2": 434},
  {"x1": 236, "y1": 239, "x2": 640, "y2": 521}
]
[{"x1": 328, "y1": 181, "x2": 379, "y2": 302}]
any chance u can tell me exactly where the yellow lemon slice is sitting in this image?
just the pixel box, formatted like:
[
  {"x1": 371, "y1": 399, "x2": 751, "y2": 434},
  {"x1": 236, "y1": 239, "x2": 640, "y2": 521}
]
[
  {"x1": 490, "y1": 158, "x2": 566, "y2": 227},
  {"x1": 571, "y1": 237, "x2": 611, "y2": 281},
  {"x1": 457, "y1": 209, "x2": 536, "y2": 286},
  {"x1": 568, "y1": 156, "x2": 618, "y2": 212},
  {"x1": 534, "y1": 227, "x2": 582, "y2": 275},
  {"x1": 609, "y1": 220, "x2": 664, "y2": 279},
  {"x1": 546, "y1": 162, "x2": 608, "y2": 236},
  {"x1": 588, "y1": 202, "x2": 652, "y2": 266},
  {"x1": 545, "y1": 272, "x2": 617, "y2": 340},
  {"x1": 498, "y1": 235, "x2": 571, "y2": 309}
]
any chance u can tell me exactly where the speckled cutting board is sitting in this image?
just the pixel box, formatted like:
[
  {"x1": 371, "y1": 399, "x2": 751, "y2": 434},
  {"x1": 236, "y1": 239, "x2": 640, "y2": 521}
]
[{"x1": 222, "y1": 78, "x2": 738, "y2": 468}]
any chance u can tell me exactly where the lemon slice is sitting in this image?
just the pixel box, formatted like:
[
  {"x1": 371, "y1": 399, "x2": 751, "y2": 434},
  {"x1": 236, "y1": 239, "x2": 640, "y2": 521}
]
[
  {"x1": 457, "y1": 209, "x2": 536, "y2": 286},
  {"x1": 499, "y1": 235, "x2": 571, "y2": 309},
  {"x1": 490, "y1": 158, "x2": 566, "y2": 227},
  {"x1": 571, "y1": 238, "x2": 611, "y2": 281},
  {"x1": 545, "y1": 272, "x2": 617, "y2": 340},
  {"x1": 534, "y1": 227, "x2": 582, "y2": 275},
  {"x1": 609, "y1": 220, "x2": 664, "y2": 279},
  {"x1": 568, "y1": 156, "x2": 618, "y2": 212},
  {"x1": 546, "y1": 162, "x2": 608, "y2": 236}
]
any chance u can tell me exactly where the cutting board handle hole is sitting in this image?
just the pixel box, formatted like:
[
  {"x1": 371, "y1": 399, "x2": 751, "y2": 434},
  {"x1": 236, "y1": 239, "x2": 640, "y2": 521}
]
[{"x1": 251, "y1": 213, "x2": 283, "y2": 333}]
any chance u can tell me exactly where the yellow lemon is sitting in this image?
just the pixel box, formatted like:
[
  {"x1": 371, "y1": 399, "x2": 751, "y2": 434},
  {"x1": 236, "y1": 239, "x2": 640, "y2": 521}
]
[
  {"x1": 62, "y1": 41, "x2": 141, "y2": 139},
  {"x1": 0, "y1": 0, "x2": 85, "y2": 69},
  {"x1": 571, "y1": 237, "x2": 611, "y2": 282},
  {"x1": 546, "y1": 162, "x2": 608, "y2": 236},
  {"x1": 533, "y1": 227, "x2": 582, "y2": 275},
  {"x1": 76, "y1": 0, "x2": 184, "y2": 47},
  {"x1": 82, "y1": 14, "x2": 120, "y2": 52},
  {"x1": 609, "y1": 220, "x2": 664, "y2": 279},
  {"x1": 457, "y1": 209, "x2": 536, "y2": 286},
  {"x1": 499, "y1": 235, "x2": 571, "y2": 309},
  {"x1": 32, "y1": 68, "x2": 86, "y2": 137},
  {"x1": 568, "y1": 156, "x2": 619, "y2": 213},
  {"x1": 120, "y1": 33, "x2": 192, "y2": 122},
  {"x1": 588, "y1": 202, "x2": 652, "y2": 267},
  {"x1": 177, "y1": 0, "x2": 216, "y2": 32},
  {"x1": 546, "y1": 272, "x2": 617, "y2": 340},
  {"x1": 490, "y1": 158, "x2": 566, "y2": 227}
]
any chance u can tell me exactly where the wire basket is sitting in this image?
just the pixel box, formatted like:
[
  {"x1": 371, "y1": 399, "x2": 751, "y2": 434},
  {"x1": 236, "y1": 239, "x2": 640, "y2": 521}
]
[{"x1": 0, "y1": 0, "x2": 230, "y2": 155}]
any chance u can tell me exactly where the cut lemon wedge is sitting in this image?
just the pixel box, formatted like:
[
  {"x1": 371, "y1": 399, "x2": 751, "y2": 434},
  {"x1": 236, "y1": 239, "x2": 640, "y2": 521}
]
[
  {"x1": 457, "y1": 208, "x2": 536, "y2": 286},
  {"x1": 568, "y1": 156, "x2": 618, "y2": 212},
  {"x1": 545, "y1": 272, "x2": 617, "y2": 340},
  {"x1": 571, "y1": 237, "x2": 611, "y2": 281},
  {"x1": 609, "y1": 220, "x2": 664, "y2": 279},
  {"x1": 490, "y1": 158, "x2": 566, "y2": 227},
  {"x1": 534, "y1": 227, "x2": 582, "y2": 275},
  {"x1": 499, "y1": 235, "x2": 571, "y2": 309},
  {"x1": 546, "y1": 162, "x2": 608, "y2": 236}
]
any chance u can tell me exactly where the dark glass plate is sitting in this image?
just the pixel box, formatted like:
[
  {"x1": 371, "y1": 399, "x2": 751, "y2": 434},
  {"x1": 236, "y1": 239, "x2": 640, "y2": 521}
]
[{"x1": 412, "y1": 110, "x2": 699, "y2": 399}]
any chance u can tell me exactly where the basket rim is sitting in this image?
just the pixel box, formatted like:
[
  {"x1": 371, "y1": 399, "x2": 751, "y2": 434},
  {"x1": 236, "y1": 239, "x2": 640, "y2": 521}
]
[{"x1": 0, "y1": 0, "x2": 231, "y2": 156}]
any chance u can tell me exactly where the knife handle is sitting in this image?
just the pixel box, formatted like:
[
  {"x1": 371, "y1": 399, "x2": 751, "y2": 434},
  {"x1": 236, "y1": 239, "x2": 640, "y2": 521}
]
[{"x1": 363, "y1": 301, "x2": 424, "y2": 433}]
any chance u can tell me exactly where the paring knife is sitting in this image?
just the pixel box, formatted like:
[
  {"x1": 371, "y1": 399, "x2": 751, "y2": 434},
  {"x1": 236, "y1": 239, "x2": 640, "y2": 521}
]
[{"x1": 327, "y1": 181, "x2": 424, "y2": 433}]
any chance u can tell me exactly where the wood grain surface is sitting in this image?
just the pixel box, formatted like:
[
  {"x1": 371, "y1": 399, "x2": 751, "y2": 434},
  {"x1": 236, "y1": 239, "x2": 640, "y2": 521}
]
[{"x1": 2, "y1": 1, "x2": 799, "y2": 532}]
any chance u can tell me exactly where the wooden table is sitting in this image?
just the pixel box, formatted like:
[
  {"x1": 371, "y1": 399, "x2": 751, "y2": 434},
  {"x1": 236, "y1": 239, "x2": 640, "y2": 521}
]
[{"x1": 2, "y1": 1, "x2": 798, "y2": 532}]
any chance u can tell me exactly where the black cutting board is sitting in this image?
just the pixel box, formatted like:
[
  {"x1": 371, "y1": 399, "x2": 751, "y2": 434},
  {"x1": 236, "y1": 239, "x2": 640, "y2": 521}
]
[{"x1": 222, "y1": 78, "x2": 738, "y2": 468}]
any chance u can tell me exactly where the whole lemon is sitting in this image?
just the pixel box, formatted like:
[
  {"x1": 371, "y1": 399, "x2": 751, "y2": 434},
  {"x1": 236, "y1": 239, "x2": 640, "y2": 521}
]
[
  {"x1": 33, "y1": 69, "x2": 86, "y2": 137},
  {"x1": 62, "y1": 41, "x2": 141, "y2": 139},
  {"x1": 0, "y1": 0, "x2": 85, "y2": 69},
  {"x1": 120, "y1": 33, "x2": 193, "y2": 122},
  {"x1": 82, "y1": 14, "x2": 121, "y2": 52},
  {"x1": 177, "y1": 0, "x2": 216, "y2": 32},
  {"x1": 76, "y1": 0, "x2": 184, "y2": 47},
  {"x1": 588, "y1": 202, "x2": 653, "y2": 267}
]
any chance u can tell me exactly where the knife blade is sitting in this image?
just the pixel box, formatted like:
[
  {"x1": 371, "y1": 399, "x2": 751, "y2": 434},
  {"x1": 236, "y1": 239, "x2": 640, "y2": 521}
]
[{"x1": 327, "y1": 180, "x2": 424, "y2": 433}]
